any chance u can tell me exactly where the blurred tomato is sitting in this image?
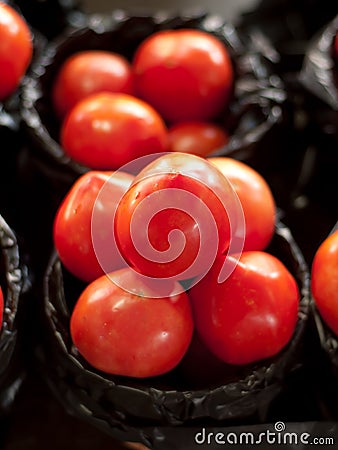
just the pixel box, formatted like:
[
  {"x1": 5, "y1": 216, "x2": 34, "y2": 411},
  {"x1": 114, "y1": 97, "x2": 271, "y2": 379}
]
[
  {"x1": 0, "y1": 2, "x2": 32, "y2": 100},
  {"x1": 133, "y1": 29, "x2": 233, "y2": 123},
  {"x1": 189, "y1": 251, "x2": 299, "y2": 365},
  {"x1": 52, "y1": 50, "x2": 133, "y2": 118},
  {"x1": 209, "y1": 157, "x2": 276, "y2": 251},
  {"x1": 312, "y1": 230, "x2": 338, "y2": 336},
  {"x1": 54, "y1": 170, "x2": 134, "y2": 282},
  {"x1": 70, "y1": 268, "x2": 194, "y2": 377},
  {"x1": 61, "y1": 92, "x2": 168, "y2": 169},
  {"x1": 168, "y1": 121, "x2": 229, "y2": 157}
]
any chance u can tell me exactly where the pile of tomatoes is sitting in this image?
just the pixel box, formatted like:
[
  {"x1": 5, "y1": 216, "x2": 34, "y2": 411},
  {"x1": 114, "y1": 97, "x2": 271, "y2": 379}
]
[
  {"x1": 2, "y1": 0, "x2": 338, "y2": 413},
  {"x1": 53, "y1": 147, "x2": 302, "y2": 380},
  {"x1": 52, "y1": 27, "x2": 233, "y2": 169},
  {"x1": 44, "y1": 21, "x2": 311, "y2": 382}
]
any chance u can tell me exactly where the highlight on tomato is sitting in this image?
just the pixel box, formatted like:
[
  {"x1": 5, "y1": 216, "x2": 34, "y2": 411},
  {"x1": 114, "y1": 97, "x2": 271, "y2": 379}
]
[
  {"x1": 70, "y1": 267, "x2": 194, "y2": 378},
  {"x1": 52, "y1": 50, "x2": 134, "y2": 118},
  {"x1": 209, "y1": 157, "x2": 276, "y2": 251},
  {"x1": 189, "y1": 251, "x2": 300, "y2": 365},
  {"x1": 114, "y1": 152, "x2": 244, "y2": 281},
  {"x1": 132, "y1": 28, "x2": 233, "y2": 123},
  {"x1": 60, "y1": 92, "x2": 169, "y2": 169},
  {"x1": 53, "y1": 170, "x2": 134, "y2": 282}
]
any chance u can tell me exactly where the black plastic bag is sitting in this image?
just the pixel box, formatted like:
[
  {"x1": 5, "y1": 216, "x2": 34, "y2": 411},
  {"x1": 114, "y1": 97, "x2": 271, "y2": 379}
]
[
  {"x1": 20, "y1": 9, "x2": 286, "y2": 199},
  {"x1": 38, "y1": 222, "x2": 310, "y2": 447},
  {"x1": 298, "y1": 12, "x2": 337, "y2": 164},
  {"x1": 240, "y1": 0, "x2": 338, "y2": 74},
  {"x1": 0, "y1": 215, "x2": 30, "y2": 415},
  {"x1": 275, "y1": 16, "x2": 338, "y2": 265},
  {"x1": 6, "y1": 0, "x2": 84, "y2": 40},
  {"x1": 300, "y1": 14, "x2": 338, "y2": 112}
]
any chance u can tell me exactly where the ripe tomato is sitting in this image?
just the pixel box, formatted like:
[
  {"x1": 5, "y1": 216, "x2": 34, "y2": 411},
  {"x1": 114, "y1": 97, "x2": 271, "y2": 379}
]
[
  {"x1": 52, "y1": 50, "x2": 134, "y2": 118},
  {"x1": 114, "y1": 153, "x2": 240, "y2": 281},
  {"x1": 189, "y1": 251, "x2": 300, "y2": 365},
  {"x1": 70, "y1": 268, "x2": 194, "y2": 378},
  {"x1": 335, "y1": 33, "x2": 338, "y2": 60},
  {"x1": 132, "y1": 29, "x2": 233, "y2": 123},
  {"x1": 61, "y1": 92, "x2": 168, "y2": 169},
  {"x1": 53, "y1": 170, "x2": 134, "y2": 282},
  {"x1": 168, "y1": 121, "x2": 229, "y2": 157},
  {"x1": 0, "y1": 286, "x2": 3, "y2": 331},
  {"x1": 0, "y1": 3, "x2": 33, "y2": 101},
  {"x1": 208, "y1": 157, "x2": 276, "y2": 251},
  {"x1": 312, "y1": 230, "x2": 338, "y2": 336}
]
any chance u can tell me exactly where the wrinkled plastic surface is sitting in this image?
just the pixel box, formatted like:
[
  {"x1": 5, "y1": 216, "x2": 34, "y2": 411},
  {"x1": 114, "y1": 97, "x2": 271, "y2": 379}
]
[
  {"x1": 20, "y1": 10, "x2": 286, "y2": 195},
  {"x1": 39, "y1": 222, "x2": 310, "y2": 446},
  {"x1": 271, "y1": 16, "x2": 338, "y2": 266},
  {"x1": 300, "y1": 14, "x2": 338, "y2": 111},
  {"x1": 0, "y1": 215, "x2": 30, "y2": 415},
  {"x1": 239, "y1": 0, "x2": 338, "y2": 74},
  {"x1": 305, "y1": 304, "x2": 338, "y2": 421}
]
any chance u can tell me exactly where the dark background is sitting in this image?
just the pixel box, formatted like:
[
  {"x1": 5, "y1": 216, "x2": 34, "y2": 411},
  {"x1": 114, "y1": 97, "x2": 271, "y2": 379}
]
[{"x1": 1, "y1": 0, "x2": 337, "y2": 448}]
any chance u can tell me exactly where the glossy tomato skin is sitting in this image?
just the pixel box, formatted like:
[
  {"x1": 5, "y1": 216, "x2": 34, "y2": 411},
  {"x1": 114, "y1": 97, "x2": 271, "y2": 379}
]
[
  {"x1": 168, "y1": 121, "x2": 229, "y2": 157},
  {"x1": 114, "y1": 153, "x2": 235, "y2": 280},
  {"x1": 53, "y1": 170, "x2": 134, "y2": 282},
  {"x1": 312, "y1": 230, "x2": 338, "y2": 336},
  {"x1": 0, "y1": 3, "x2": 33, "y2": 101},
  {"x1": 209, "y1": 157, "x2": 276, "y2": 251},
  {"x1": 70, "y1": 268, "x2": 194, "y2": 378},
  {"x1": 61, "y1": 92, "x2": 168, "y2": 169},
  {"x1": 132, "y1": 29, "x2": 233, "y2": 124},
  {"x1": 189, "y1": 251, "x2": 299, "y2": 365},
  {"x1": 52, "y1": 50, "x2": 134, "y2": 118}
]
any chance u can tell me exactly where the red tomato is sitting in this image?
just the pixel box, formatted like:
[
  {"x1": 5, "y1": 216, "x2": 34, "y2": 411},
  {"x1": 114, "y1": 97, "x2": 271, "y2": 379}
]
[
  {"x1": 61, "y1": 92, "x2": 168, "y2": 169},
  {"x1": 0, "y1": 286, "x2": 4, "y2": 331},
  {"x1": 208, "y1": 157, "x2": 276, "y2": 251},
  {"x1": 53, "y1": 170, "x2": 134, "y2": 282},
  {"x1": 335, "y1": 33, "x2": 338, "y2": 60},
  {"x1": 132, "y1": 29, "x2": 233, "y2": 123},
  {"x1": 52, "y1": 50, "x2": 134, "y2": 118},
  {"x1": 114, "y1": 153, "x2": 239, "y2": 280},
  {"x1": 312, "y1": 230, "x2": 338, "y2": 336},
  {"x1": 0, "y1": 3, "x2": 33, "y2": 101},
  {"x1": 189, "y1": 251, "x2": 300, "y2": 365},
  {"x1": 70, "y1": 268, "x2": 194, "y2": 378},
  {"x1": 168, "y1": 121, "x2": 229, "y2": 157}
]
